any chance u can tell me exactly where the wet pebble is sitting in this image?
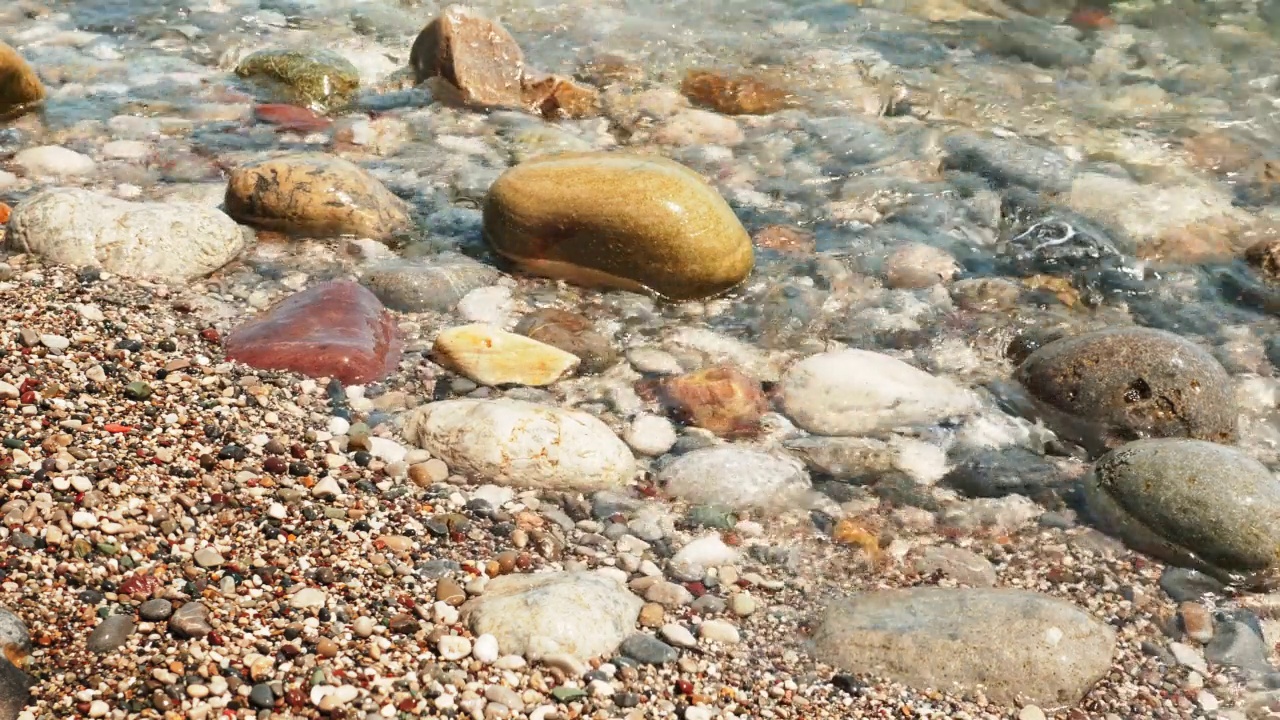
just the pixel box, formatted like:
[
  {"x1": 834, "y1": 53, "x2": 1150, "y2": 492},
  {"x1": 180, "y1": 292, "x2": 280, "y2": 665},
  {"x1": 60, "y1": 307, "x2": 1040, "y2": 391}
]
[{"x1": 86, "y1": 615, "x2": 135, "y2": 653}]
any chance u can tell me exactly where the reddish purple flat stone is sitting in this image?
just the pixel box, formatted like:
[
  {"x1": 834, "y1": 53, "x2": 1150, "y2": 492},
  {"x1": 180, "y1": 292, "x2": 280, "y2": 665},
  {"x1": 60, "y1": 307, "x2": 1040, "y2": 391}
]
[{"x1": 225, "y1": 280, "x2": 402, "y2": 385}]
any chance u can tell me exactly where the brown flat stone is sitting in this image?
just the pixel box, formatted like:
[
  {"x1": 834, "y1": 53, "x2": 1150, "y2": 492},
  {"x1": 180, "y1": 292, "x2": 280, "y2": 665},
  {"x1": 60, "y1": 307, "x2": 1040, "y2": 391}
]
[{"x1": 410, "y1": 5, "x2": 524, "y2": 108}]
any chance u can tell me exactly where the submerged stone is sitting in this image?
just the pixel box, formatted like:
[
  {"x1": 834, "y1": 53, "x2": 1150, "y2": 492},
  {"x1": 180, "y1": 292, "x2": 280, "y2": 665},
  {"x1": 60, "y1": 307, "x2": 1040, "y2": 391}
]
[
  {"x1": 514, "y1": 309, "x2": 619, "y2": 373},
  {"x1": 637, "y1": 365, "x2": 767, "y2": 438},
  {"x1": 234, "y1": 48, "x2": 359, "y2": 112},
  {"x1": 483, "y1": 152, "x2": 753, "y2": 301},
  {"x1": 410, "y1": 5, "x2": 525, "y2": 108},
  {"x1": 812, "y1": 588, "x2": 1115, "y2": 707},
  {"x1": 225, "y1": 281, "x2": 403, "y2": 385}
]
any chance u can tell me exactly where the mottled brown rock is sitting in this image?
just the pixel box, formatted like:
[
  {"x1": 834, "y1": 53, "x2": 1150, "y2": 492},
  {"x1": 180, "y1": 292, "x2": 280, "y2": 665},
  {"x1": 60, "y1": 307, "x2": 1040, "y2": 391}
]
[
  {"x1": 577, "y1": 53, "x2": 644, "y2": 86},
  {"x1": 521, "y1": 73, "x2": 601, "y2": 119},
  {"x1": 409, "y1": 5, "x2": 524, "y2": 108},
  {"x1": 1014, "y1": 326, "x2": 1236, "y2": 456},
  {"x1": 514, "y1": 309, "x2": 618, "y2": 374},
  {"x1": 234, "y1": 49, "x2": 359, "y2": 113},
  {"x1": 0, "y1": 41, "x2": 44, "y2": 120},
  {"x1": 483, "y1": 152, "x2": 754, "y2": 301},
  {"x1": 225, "y1": 281, "x2": 403, "y2": 385},
  {"x1": 1246, "y1": 237, "x2": 1280, "y2": 282},
  {"x1": 638, "y1": 365, "x2": 767, "y2": 438},
  {"x1": 224, "y1": 153, "x2": 411, "y2": 240},
  {"x1": 430, "y1": 323, "x2": 580, "y2": 387},
  {"x1": 680, "y1": 69, "x2": 794, "y2": 115}
]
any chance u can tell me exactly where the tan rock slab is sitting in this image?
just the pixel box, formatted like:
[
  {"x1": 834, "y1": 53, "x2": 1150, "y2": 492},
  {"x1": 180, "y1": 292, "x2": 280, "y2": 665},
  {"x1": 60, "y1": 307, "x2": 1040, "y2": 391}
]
[{"x1": 431, "y1": 323, "x2": 580, "y2": 387}]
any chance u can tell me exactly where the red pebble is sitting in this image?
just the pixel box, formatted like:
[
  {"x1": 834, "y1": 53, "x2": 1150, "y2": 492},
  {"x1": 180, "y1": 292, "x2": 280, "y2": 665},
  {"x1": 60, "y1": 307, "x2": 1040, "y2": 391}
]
[
  {"x1": 103, "y1": 423, "x2": 132, "y2": 433},
  {"x1": 18, "y1": 391, "x2": 35, "y2": 404},
  {"x1": 675, "y1": 679, "x2": 694, "y2": 696},
  {"x1": 253, "y1": 103, "x2": 333, "y2": 133},
  {"x1": 200, "y1": 327, "x2": 221, "y2": 344},
  {"x1": 684, "y1": 581, "x2": 707, "y2": 598},
  {"x1": 18, "y1": 378, "x2": 39, "y2": 393}
]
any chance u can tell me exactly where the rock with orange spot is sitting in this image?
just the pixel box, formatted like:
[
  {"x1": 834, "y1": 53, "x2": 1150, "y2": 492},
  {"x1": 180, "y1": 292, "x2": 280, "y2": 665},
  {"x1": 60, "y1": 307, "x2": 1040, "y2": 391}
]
[
  {"x1": 638, "y1": 365, "x2": 767, "y2": 438},
  {"x1": 681, "y1": 69, "x2": 794, "y2": 115},
  {"x1": 521, "y1": 73, "x2": 601, "y2": 119}
]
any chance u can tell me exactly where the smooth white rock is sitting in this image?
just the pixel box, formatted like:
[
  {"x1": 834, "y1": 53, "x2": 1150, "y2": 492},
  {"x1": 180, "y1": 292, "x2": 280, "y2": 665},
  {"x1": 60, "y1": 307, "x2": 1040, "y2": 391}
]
[
  {"x1": 779, "y1": 348, "x2": 978, "y2": 435},
  {"x1": 5, "y1": 188, "x2": 247, "y2": 281},
  {"x1": 14, "y1": 146, "x2": 96, "y2": 176},
  {"x1": 624, "y1": 414, "x2": 678, "y2": 457},
  {"x1": 657, "y1": 446, "x2": 812, "y2": 511},
  {"x1": 460, "y1": 571, "x2": 642, "y2": 661},
  {"x1": 403, "y1": 399, "x2": 635, "y2": 491},
  {"x1": 472, "y1": 633, "x2": 500, "y2": 663}
]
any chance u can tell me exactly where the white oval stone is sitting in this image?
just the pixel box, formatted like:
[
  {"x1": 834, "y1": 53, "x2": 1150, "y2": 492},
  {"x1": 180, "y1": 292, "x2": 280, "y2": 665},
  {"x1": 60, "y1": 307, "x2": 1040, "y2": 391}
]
[
  {"x1": 5, "y1": 188, "x2": 248, "y2": 281},
  {"x1": 779, "y1": 349, "x2": 978, "y2": 435},
  {"x1": 623, "y1": 413, "x2": 678, "y2": 456},
  {"x1": 402, "y1": 399, "x2": 635, "y2": 491},
  {"x1": 472, "y1": 633, "x2": 500, "y2": 663},
  {"x1": 437, "y1": 635, "x2": 472, "y2": 660},
  {"x1": 14, "y1": 146, "x2": 96, "y2": 176},
  {"x1": 657, "y1": 447, "x2": 811, "y2": 511}
]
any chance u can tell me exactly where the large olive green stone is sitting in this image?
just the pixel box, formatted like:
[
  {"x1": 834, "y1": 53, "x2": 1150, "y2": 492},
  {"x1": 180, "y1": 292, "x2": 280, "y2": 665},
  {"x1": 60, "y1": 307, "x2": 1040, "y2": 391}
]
[
  {"x1": 482, "y1": 152, "x2": 754, "y2": 301},
  {"x1": 1086, "y1": 438, "x2": 1280, "y2": 588},
  {"x1": 234, "y1": 49, "x2": 359, "y2": 112}
]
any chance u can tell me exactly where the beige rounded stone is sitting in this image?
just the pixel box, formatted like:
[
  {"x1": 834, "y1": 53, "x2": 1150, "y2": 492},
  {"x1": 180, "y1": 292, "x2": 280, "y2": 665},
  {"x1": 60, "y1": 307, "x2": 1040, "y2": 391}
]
[
  {"x1": 224, "y1": 153, "x2": 411, "y2": 240},
  {"x1": 482, "y1": 152, "x2": 754, "y2": 301}
]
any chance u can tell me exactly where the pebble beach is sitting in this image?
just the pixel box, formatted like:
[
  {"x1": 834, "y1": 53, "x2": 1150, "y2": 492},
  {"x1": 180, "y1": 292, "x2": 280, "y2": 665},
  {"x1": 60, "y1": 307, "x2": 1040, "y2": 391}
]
[{"x1": 5, "y1": 0, "x2": 1280, "y2": 718}]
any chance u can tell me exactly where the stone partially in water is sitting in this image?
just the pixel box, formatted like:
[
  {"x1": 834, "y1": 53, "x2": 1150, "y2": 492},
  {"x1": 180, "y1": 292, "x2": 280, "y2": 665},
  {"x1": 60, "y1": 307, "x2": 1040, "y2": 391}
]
[
  {"x1": 483, "y1": 152, "x2": 754, "y2": 301},
  {"x1": 225, "y1": 281, "x2": 403, "y2": 385},
  {"x1": 225, "y1": 154, "x2": 411, "y2": 240},
  {"x1": 430, "y1": 324, "x2": 580, "y2": 386},
  {"x1": 460, "y1": 571, "x2": 642, "y2": 661},
  {"x1": 234, "y1": 49, "x2": 359, "y2": 112},
  {"x1": 812, "y1": 588, "x2": 1115, "y2": 707},
  {"x1": 410, "y1": 5, "x2": 524, "y2": 108},
  {"x1": 657, "y1": 447, "x2": 812, "y2": 512},
  {"x1": 5, "y1": 189, "x2": 247, "y2": 282},
  {"x1": 0, "y1": 41, "x2": 44, "y2": 120},
  {"x1": 402, "y1": 399, "x2": 635, "y2": 491},
  {"x1": 520, "y1": 73, "x2": 601, "y2": 119},
  {"x1": 779, "y1": 349, "x2": 978, "y2": 436},
  {"x1": 514, "y1": 309, "x2": 619, "y2": 374},
  {"x1": 943, "y1": 131, "x2": 1076, "y2": 193},
  {"x1": 638, "y1": 366, "x2": 767, "y2": 438},
  {"x1": 1014, "y1": 327, "x2": 1236, "y2": 455},
  {"x1": 680, "y1": 69, "x2": 794, "y2": 115},
  {"x1": 1086, "y1": 439, "x2": 1280, "y2": 588},
  {"x1": 361, "y1": 253, "x2": 501, "y2": 313}
]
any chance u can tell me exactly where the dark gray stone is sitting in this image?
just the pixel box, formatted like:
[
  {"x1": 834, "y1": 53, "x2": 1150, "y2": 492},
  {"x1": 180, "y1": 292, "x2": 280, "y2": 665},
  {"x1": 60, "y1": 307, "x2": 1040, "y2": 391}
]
[
  {"x1": 1159, "y1": 568, "x2": 1225, "y2": 602},
  {"x1": 957, "y1": 18, "x2": 1093, "y2": 68},
  {"x1": 139, "y1": 599, "x2": 174, "y2": 622},
  {"x1": 943, "y1": 131, "x2": 1076, "y2": 193},
  {"x1": 1087, "y1": 439, "x2": 1280, "y2": 587},
  {"x1": 1205, "y1": 617, "x2": 1274, "y2": 676},
  {"x1": 0, "y1": 658, "x2": 32, "y2": 720},
  {"x1": 86, "y1": 615, "x2": 136, "y2": 653},
  {"x1": 619, "y1": 634, "x2": 678, "y2": 665},
  {"x1": 248, "y1": 683, "x2": 275, "y2": 709}
]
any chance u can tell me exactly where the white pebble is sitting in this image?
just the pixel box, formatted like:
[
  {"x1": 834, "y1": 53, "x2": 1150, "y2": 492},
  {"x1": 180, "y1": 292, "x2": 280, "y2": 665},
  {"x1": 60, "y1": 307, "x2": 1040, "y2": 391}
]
[
  {"x1": 660, "y1": 623, "x2": 698, "y2": 649},
  {"x1": 457, "y1": 286, "x2": 513, "y2": 325},
  {"x1": 437, "y1": 635, "x2": 472, "y2": 660},
  {"x1": 472, "y1": 633, "x2": 499, "y2": 663},
  {"x1": 72, "y1": 511, "x2": 98, "y2": 529},
  {"x1": 14, "y1": 146, "x2": 96, "y2": 176},
  {"x1": 327, "y1": 416, "x2": 351, "y2": 435},
  {"x1": 267, "y1": 503, "x2": 287, "y2": 520},
  {"x1": 624, "y1": 414, "x2": 678, "y2": 456},
  {"x1": 698, "y1": 619, "x2": 740, "y2": 644},
  {"x1": 87, "y1": 700, "x2": 109, "y2": 718},
  {"x1": 312, "y1": 477, "x2": 341, "y2": 498}
]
